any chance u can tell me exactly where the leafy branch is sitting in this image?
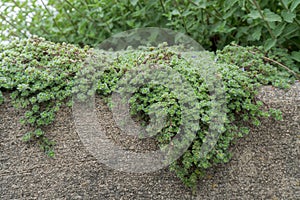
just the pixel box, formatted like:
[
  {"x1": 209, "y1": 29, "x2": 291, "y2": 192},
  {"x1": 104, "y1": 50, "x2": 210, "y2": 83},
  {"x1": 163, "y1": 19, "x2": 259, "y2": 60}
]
[{"x1": 250, "y1": 0, "x2": 276, "y2": 39}]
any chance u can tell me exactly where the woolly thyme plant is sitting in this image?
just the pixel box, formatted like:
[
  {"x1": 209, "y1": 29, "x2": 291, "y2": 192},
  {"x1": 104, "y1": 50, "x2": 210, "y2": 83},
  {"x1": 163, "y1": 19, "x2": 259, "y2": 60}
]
[
  {"x1": 0, "y1": 37, "x2": 296, "y2": 189},
  {"x1": 0, "y1": 37, "x2": 90, "y2": 156},
  {"x1": 89, "y1": 45, "x2": 295, "y2": 189}
]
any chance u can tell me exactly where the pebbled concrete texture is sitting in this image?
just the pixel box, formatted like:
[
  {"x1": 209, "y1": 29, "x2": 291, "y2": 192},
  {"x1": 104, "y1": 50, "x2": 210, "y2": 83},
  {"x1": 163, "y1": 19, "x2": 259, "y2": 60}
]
[{"x1": 0, "y1": 83, "x2": 299, "y2": 200}]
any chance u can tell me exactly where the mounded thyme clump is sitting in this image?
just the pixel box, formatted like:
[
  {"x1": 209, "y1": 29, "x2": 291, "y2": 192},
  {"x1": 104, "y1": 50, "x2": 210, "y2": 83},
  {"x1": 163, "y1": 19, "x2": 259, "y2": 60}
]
[
  {"x1": 93, "y1": 45, "x2": 292, "y2": 189},
  {"x1": 0, "y1": 37, "x2": 90, "y2": 156},
  {"x1": 0, "y1": 37, "x2": 295, "y2": 189}
]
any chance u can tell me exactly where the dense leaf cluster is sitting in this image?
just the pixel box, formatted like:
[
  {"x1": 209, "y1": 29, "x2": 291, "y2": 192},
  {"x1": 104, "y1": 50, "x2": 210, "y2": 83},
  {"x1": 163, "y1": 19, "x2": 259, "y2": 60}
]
[
  {"x1": 78, "y1": 44, "x2": 293, "y2": 188},
  {"x1": 217, "y1": 45, "x2": 298, "y2": 88},
  {"x1": 0, "y1": 37, "x2": 90, "y2": 155}
]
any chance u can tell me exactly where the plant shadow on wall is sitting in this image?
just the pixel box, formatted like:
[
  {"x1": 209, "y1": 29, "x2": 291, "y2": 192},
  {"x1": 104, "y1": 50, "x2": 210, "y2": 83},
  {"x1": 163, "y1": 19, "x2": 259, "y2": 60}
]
[{"x1": 0, "y1": 37, "x2": 299, "y2": 191}]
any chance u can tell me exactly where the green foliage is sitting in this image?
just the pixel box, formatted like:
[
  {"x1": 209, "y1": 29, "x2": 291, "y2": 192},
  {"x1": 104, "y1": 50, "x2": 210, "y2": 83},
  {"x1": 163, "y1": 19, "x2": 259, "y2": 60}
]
[
  {"x1": 0, "y1": 36, "x2": 90, "y2": 156},
  {"x1": 216, "y1": 44, "x2": 298, "y2": 88},
  {"x1": 0, "y1": 0, "x2": 168, "y2": 46},
  {"x1": 0, "y1": 37, "x2": 295, "y2": 189},
  {"x1": 86, "y1": 45, "x2": 294, "y2": 189},
  {"x1": 1, "y1": 0, "x2": 299, "y2": 54}
]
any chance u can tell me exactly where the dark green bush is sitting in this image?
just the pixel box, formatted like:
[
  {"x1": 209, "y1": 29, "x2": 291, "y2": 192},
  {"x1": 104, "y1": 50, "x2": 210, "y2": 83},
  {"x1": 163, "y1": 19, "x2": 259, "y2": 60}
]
[{"x1": 1, "y1": 0, "x2": 300, "y2": 52}]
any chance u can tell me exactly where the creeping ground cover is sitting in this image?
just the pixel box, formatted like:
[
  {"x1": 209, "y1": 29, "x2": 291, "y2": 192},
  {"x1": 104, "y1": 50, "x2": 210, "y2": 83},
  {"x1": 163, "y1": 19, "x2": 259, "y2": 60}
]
[
  {"x1": 0, "y1": 37, "x2": 91, "y2": 156},
  {"x1": 0, "y1": 37, "x2": 298, "y2": 189}
]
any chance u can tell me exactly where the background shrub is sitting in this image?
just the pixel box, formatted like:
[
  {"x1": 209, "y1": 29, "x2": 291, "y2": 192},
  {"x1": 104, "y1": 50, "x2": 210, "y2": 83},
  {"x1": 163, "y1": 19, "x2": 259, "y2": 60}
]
[{"x1": 0, "y1": 0, "x2": 299, "y2": 60}]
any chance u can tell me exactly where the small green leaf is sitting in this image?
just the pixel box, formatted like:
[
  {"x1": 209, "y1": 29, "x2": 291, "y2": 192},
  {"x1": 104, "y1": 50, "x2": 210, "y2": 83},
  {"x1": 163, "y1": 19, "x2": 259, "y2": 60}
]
[
  {"x1": 223, "y1": 7, "x2": 238, "y2": 19},
  {"x1": 281, "y1": 23, "x2": 299, "y2": 37},
  {"x1": 281, "y1": 10, "x2": 296, "y2": 22},
  {"x1": 78, "y1": 20, "x2": 88, "y2": 35},
  {"x1": 282, "y1": 0, "x2": 293, "y2": 8},
  {"x1": 171, "y1": 9, "x2": 180, "y2": 15},
  {"x1": 47, "y1": 150, "x2": 55, "y2": 157},
  {"x1": 251, "y1": 26, "x2": 262, "y2": 41},
  {"x1": 130, "y1": 0, "x2": 138, "y2": 6},
  {"x1": 291, "y1": 51, "x2": 300, "y2": 62},
  {"x1": 290, "y1": 0, "x2": 300, "y2": 12},
  {"x1": 264, "y1": 38, "x2": 277, "y2": 51},
  {"x1": 264, "y1": 9, "x2": 282, "y2": 22},
  {"x1": 248, "y1": 10, "x2": 261, "y2": 19},
  {"x1": 22, "y1": 132, "x2": 33, "y2": 142},
  {"x1": 224, "y1": 0, "x2": 238, "y2": 11},
  {"x1": 273, "y1": 23, "x2": 286, "y2": 37},
  {"x1": 182, "y1": 10, "x2": 193, "y2": 17},
  {"x1": 34, "y1": 129, "x2": 44, "y2": 137}
]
